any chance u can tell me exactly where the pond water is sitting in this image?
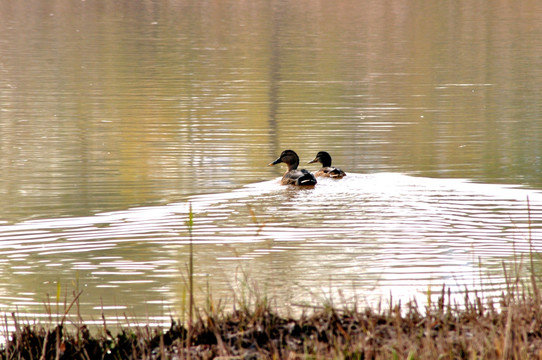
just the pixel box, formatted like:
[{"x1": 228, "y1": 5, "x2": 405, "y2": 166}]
[{"x1": 1, "y1": 0, "x2": 542, "y2": 329}]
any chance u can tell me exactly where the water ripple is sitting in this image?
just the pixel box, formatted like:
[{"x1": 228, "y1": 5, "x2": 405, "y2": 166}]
[{"x1": 0, "y1": 173, "x2": 541, "y2": 323}]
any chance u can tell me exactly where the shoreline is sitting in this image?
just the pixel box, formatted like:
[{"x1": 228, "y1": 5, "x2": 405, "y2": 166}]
[{"x1": 2, "y1": 285, "x2": 541, "y2": 359}]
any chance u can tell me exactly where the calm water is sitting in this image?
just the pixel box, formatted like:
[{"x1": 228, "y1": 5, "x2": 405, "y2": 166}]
[{"x1": 1, "y1": 0, "x2": 542, "y2": 330}]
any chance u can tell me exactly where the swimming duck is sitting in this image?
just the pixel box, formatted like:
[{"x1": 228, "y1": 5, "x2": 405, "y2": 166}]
[
  {"x1": 268, "y1": 150, "x2": 317, "y2": 186},
  {"x1": 307, "y1": 151, "x2": 346, "y2": 178}
]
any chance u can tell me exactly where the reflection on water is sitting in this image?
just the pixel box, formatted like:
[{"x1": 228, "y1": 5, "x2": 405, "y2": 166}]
[
  {"x1": 1, "y1": 0, "x2": 542, "y2": 331},
  {"x1": 2, "y1": 0, "x2": 542, "y2": 221},
  {"x1": 0, "y1": 174, "x2": 541, "y2": 328}
]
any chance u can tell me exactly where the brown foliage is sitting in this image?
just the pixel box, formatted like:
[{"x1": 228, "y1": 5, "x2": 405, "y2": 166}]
[{"x1": 2, "y1": 287, "x2": 542, "y2": 359}]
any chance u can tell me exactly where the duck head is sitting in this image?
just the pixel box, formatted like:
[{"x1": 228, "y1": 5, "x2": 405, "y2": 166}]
[
  {"x1": 268, "y1": 149, "x2": 300, "y2": 171},
  {"x1": 308, "y1": 151, "x2": 333, "y2": 168}
]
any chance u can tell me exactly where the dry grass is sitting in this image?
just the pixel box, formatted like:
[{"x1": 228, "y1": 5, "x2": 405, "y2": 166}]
[{"x1": 2, "y1": 282, "x2": 542, "y2": 359}]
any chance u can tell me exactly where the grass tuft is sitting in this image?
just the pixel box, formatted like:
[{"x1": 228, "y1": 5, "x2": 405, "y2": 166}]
[{"x1": 3, "y1": 282, "x2": 542, "y2": 359}]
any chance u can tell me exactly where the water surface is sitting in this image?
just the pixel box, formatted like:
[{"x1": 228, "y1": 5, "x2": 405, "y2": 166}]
[
  {"x1": 1, "y1": 0, "x2": 542, "y2": 329},
  {"x1": 1, "y1": 174, "x2": 541, "y2": 328}
]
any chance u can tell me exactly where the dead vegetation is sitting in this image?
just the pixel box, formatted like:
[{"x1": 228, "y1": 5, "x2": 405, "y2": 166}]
[{"x1": 2, "y1": 283, "x2": 542, "y2": 359}]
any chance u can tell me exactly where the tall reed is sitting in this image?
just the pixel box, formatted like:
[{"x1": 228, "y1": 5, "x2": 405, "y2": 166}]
[{"x1": 187, "y1": 202, "x2": 194, "y2": 360}]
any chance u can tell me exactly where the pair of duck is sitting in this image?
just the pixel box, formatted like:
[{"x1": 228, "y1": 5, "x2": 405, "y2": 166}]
[{"x1": 268, "y1": 150, "x2": 346, "y2": 186}]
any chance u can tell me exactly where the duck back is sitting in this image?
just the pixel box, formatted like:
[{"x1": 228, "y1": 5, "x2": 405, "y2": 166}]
[
  {"x1": 281, "y1": 169, "x2": 317, "y2": 186},
  {"x1": 295, "y1": 169, "x2": 317, "y2": 186}
]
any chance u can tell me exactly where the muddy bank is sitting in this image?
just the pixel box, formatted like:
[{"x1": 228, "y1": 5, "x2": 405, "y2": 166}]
[{"x1": 2, "y1": 287, "x2": 542, "y2": 359}]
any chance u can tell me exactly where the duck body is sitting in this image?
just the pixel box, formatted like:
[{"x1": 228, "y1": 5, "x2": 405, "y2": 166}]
[
  {"x1": 313, "y1": 167, "x2": 347, "y2": 178},
  {"x1": 308, "y1": 151, "x2": 346, "y2": 178},
  {"x1": 281, "y1": 169, "x2": 317, "y2": 186},
  {"x1": 269, "y1": 150, "x2": 317, "y2": 186}
]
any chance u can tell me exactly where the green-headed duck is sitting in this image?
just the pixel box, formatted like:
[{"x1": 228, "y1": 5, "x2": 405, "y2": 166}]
[
  {"x1": 269, "y1": 150, "x2": 317, "y2": 186},
  {"x1": 308, "y1": 151, "x2": 346, "y2": 178}
]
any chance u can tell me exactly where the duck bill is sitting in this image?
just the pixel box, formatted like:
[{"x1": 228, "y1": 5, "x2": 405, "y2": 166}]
[
  {"x1": 307, "y1": 158, "x2": 318, "y2": 164},
  {"x1": 268, "y1": 158, "x2": 282, "y2": 166}
]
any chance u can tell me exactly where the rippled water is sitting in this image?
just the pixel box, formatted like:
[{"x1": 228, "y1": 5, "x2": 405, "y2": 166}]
[
  {"x1": 1, "y1": 174, "x2": 541, "y2": 329},
  {"x1": 2, "y1": 0, "x2": 542, "y2": 332}
]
